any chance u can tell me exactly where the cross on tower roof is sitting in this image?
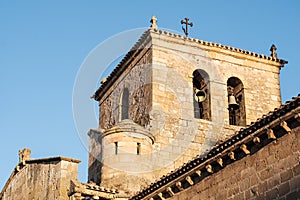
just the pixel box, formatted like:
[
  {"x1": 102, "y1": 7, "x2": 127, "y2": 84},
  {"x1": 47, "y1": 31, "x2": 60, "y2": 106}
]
[{"x1": 181, "y1": 17, "x2": 193, "y2": 37}]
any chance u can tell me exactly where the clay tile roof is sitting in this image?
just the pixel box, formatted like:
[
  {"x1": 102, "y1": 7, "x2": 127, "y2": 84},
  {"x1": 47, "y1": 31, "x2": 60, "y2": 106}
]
[
  {"x1": 93, "y1": 28, "x2": 288, "y2": 101},
  {"x1": 130, "y1": 94, "x2": 300, "y2": 200}
]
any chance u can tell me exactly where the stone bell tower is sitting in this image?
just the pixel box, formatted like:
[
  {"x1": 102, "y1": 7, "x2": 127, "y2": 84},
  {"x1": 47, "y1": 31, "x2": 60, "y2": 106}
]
[{"x1": 88, "y1": 17, "x2": 287, "y2": 195}]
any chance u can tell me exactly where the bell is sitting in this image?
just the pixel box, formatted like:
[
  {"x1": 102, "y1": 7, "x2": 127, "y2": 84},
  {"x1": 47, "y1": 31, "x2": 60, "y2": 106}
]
[
  {"x1": 228, "y1": 94, "x2": 239, "y2": 110},
  {"x1": 194, "y1": 89, "x2": 206, "y2": 102}
]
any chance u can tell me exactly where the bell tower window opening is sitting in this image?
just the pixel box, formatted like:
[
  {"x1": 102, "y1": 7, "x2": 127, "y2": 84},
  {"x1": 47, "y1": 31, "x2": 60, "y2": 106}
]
[
  {"x1": 192, "y1": 69, "x2": 211, "y2": 121},
  {"x1": 120, "y1": 88, "x2": 129, "y2": 121},
  {"x1": 114, "y1": 142, "x2": 118, "y2": 155},
  {"x1": 137, "y1": 143, "x2": 141, "y2": 155},
  {"x1": 227, "y1": 77, "x2": 246, "y2": 126}
]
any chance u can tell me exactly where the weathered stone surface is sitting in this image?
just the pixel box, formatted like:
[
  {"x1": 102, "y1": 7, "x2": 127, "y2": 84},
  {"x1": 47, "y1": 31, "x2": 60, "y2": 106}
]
[
  {"x1": 169, "y1": 127, "x2": 300, "y2": 200},
  {"x1": 92, "y1": 29, "x2": 285, "y2": 195},
  {"x1": 1, "y1": 157, "x2": 80, "y2": 200}
]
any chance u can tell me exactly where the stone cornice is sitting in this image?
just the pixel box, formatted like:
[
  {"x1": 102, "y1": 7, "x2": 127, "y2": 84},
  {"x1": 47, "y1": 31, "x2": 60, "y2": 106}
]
[
  {"x1": 25, "y1": 156, "x2": 81, "y2": 164},
  {"x1": 89, "y1": 119, "x2": 155, "y2": 144},
  {"x1": 150, "y1": 29, "x2": 288, "y2": 67}
]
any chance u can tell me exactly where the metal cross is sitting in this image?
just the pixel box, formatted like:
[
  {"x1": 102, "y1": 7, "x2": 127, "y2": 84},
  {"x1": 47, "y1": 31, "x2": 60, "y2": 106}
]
[{"x1": 181, "y1": 18, "x2": 193, "y2": 37}]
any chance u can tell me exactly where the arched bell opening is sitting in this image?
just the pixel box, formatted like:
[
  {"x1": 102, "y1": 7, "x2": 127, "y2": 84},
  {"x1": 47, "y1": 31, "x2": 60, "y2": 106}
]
[
  {"x1": 192, "y1": 69, "x2": 211, "y2": 121},
  {"x1": 227, "y1": 77, "x2": 246, "y2": 126}
]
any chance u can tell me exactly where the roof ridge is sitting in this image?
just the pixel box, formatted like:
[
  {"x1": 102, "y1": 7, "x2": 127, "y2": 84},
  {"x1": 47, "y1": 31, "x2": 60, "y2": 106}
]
[
  {"x1": 150, "y1": 28, "x2": 288, "y2": 65},
  {"x1": 93, "y1": 29, "x2": 151, "y2": 101},
  {"x1": 93, "y1": 28, "x2": 288, "y2": 101},
  {"x1": 25, "y1": 156, "x2": 81, "y2": 164}
]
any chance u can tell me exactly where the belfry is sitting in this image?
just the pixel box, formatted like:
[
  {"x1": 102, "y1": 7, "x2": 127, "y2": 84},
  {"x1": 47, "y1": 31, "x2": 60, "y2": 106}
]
[{"x1": 1, "y1": 17, "x2": 299, "y2": 200}]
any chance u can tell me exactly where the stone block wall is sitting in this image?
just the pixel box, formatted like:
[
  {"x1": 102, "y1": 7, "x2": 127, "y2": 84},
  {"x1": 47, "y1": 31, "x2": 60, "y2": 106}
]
[
  {"x1": 1, "y1": 157, "x2": 80, "y2": 200},
  {"x1": 148, "y1": 31, "x2": 283, "y2": 181},
  {"x1": 99, "y1": 47, "x2": 152, "y2": 130},
  {"x1": 88, "y1": 130, "x2": 103, "y2": 185},
  {"x1": 89, "y1": 121, "x2": 155, "y2": 195},
  {"x1": 170, "y1": 127, "x2": 300, "y2": 200},
  {"x1": 91, "y1": 30, "x2": 285, "y2": 195}
]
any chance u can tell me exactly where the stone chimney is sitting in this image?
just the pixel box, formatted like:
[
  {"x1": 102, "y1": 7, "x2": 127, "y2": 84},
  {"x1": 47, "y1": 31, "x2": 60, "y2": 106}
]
[{"x1": 18, "y1": 148, "x2": 31, "y2": 164}]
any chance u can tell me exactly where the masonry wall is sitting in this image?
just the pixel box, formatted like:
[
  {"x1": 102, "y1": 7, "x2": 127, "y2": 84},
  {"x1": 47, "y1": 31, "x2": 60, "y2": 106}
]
[
  {"x1": 89, "y1": 121, "x2": 155, "y2": 195},
  {"x1": 1, "y1": 159, "x2": 79, "y2": 200},
  {"x1": 98, "y1": 47, "x2": 152, "y2": 130},
  {"x1": 170, "y1": 127, "x2": 300, "y2": 200},
  {"x1": 91, "y1": 30, "x2": 285, "y2": 195},
  {"x1": 92, "y1": 45, "x2": 154, "y2": 195},
  {"x1": 88, "y1": 130, "x2": 103, "y2": 185},
  {"x1": 149, "y1": 31, "x2": 283, "y2": 179}
]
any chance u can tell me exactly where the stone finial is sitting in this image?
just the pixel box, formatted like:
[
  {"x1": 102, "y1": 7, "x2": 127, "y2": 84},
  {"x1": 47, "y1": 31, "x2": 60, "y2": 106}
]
[
  {"x1": 101, "y1": 77, "x2": 107, "y2": 84},
  {"x1": 270, "y1": 44, "x2": 278, "y2": 59},
  {"x1": 150, "y1": 16, "x2": 158, "y2": 30},
  {"x1": 18, "y1": 148, "x2": 31, "y2": 164}
]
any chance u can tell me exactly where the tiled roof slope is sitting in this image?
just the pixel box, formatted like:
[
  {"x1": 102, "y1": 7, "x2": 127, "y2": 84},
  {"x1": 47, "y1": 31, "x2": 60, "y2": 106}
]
[
  {"x1": 93, "y1": 28, "x2": 288, "y2": 101},
  {"x1": 130, "y1": 94, "x2": 300, "y2": 200}
]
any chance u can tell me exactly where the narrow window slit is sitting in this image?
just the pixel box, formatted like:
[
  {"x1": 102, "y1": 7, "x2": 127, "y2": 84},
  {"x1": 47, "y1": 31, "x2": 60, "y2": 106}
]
[
  {"x1": 137, "y1": 143, "x2": 141, "y2": 155},
  {"x1": 115, "y1": 142, "x2": 118, "y2": 155}
]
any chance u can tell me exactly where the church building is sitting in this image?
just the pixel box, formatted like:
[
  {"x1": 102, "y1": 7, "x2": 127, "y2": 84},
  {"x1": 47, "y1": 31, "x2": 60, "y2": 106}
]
[{"x1": 1, "y1": 17, "x2": 299, "y2": 200}]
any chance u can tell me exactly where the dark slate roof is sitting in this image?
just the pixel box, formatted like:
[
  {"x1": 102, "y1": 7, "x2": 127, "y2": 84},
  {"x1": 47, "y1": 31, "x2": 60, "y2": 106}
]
[
  {"x1": 130, "y1": 94, "x2": 300, "y2": 200},
  {"x1": 93, "y1": 29, "x2": 288, "y2": 101}
]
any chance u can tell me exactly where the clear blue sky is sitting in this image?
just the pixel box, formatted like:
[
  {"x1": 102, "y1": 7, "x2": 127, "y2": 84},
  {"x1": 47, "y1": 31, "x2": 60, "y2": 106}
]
[{"x1": 1, "y1": 1, "x2": 299, "y2": 189}]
